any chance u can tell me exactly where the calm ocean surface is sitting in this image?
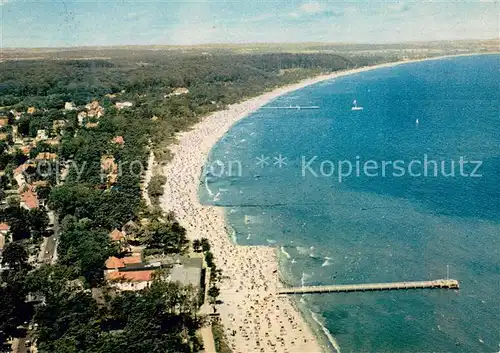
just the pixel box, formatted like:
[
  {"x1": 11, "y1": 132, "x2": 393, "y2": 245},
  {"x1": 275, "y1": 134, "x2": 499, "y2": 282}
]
[{"x1": 200, "y1": 55, "x2": 500, "y2": 352}]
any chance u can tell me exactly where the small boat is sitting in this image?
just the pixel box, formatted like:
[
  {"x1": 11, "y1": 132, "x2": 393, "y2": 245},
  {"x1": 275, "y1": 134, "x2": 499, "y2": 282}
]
[
  {"x1": 416, "y1": 118, "x2": 419, "y2": 125},
  {"x1": 351, "y1": 99, "x2": 364, "y2": 111}
]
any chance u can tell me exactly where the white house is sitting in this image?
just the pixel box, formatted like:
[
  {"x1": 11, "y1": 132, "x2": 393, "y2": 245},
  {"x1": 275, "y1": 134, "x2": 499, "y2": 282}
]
[
  {"x1": 64, "y1": 102, "x2": 76, "y2": 111},
  {"x1": 36, "y1": 129, "x2": 48, "y2": 141},
  {"x1": 115, "y1": 102, "x2": 133, "y2": 109},
  {"x1": 77, "y1": 111, "x2": 87, "y2": 126}
]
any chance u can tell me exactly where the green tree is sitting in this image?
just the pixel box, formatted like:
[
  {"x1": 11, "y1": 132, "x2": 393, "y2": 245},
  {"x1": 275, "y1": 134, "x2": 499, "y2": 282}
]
[
  {"x1": 1, "y1": 242, "x2": 30, "y2": 271},
  {"x1": 0, "y1": 246, "x2": 32, "y2": 348},
  {"x1": 192, "y1": 239, "x2": 202, "y2": 252},
  {"x1": 36, "y1": 186, "x2": 52, "y2": 202},
  {"x1": 204, "y1": 251, "x2": 214, "y2": 269},
  {"x1": 207, "y1": 286, "x2": 220, "y2": 304},
  {"x1": 28, "y1": 208, "x2": 49, "y2": 238},
  {"x1": 200, "y1": 238, "x2": 211, "y2": 253},
  {"x1": 145, "y1": 219, "x2": 189, "y2": 254},
  {"x1": 34, "y1": 290, "x2": 101, "y2": 353},
  {"x1": 1, "y1": 207, "x2": 31, "y2": 241},
  {"x1": 58, "y1": 221, "x2": 116, "y2": 285},
  {"x1": 17, "y1": 116, "x2": 30, "y2": 136},
  {"x1": 0, "y1": 286, "x2": 30, "y2": 349},
  {"x1": 147, "y1": 174, "x2": 166, "y2": 202}
]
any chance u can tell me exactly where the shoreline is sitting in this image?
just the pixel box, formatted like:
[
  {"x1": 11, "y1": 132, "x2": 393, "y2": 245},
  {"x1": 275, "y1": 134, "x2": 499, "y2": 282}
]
[{"x1": 158, "y1": 53, "x2": 492, "y2": 353}]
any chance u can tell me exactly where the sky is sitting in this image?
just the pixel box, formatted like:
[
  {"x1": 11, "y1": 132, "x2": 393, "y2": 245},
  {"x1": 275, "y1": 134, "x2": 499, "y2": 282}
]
[{"x1": 0, "y1": 0, "x2": 498, "y2": 48}]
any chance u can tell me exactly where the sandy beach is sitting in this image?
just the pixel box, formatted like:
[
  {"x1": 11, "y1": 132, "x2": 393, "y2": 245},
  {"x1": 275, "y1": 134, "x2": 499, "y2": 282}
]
[{"x1": 158, "y1": 55, "x2": 470, "y2": 353}]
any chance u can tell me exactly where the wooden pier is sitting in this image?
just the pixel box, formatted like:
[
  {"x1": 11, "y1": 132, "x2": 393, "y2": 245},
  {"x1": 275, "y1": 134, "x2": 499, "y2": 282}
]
[{"x1": 277, "y1": 279, "x2": 459, "y2": 295}]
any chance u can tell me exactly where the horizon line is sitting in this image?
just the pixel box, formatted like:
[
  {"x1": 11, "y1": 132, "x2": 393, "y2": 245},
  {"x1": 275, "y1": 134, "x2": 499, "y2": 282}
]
[{"x1": 2, "y1": 38, "x2": 498, "y2": 51}]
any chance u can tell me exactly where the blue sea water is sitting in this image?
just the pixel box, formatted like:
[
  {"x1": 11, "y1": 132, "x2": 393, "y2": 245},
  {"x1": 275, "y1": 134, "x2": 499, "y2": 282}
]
[{"x1": 200, "y1": 55, "x2": 500, "y2": 352}]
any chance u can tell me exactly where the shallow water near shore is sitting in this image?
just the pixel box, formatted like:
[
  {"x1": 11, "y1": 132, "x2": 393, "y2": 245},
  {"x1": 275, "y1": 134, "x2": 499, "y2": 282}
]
[{"x1": 200, "y1": 55, "x2": 500, "y2": 352}]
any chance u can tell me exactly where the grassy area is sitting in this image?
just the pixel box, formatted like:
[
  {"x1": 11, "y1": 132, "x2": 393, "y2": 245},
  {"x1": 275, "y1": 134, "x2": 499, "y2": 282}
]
[{"x1": 212, "y1": 322, "x2": 232, "y2": 353}]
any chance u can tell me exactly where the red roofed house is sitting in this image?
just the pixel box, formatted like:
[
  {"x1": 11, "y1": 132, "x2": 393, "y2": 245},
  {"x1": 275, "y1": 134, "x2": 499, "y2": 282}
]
[
  {"x1": 20, "y1": 145, "x2": 32, "y2": 155},
  {"x1": 14, "y1": 163, "x2": 35, "y2": 176},
  {"x1": 0, "y1": 223, "x2": 10, "y2": 236},
  {"x1": 104, "y1": 254, "x2": 151, "y2": 291},
  {"x1": 85, "y1": 101, "x2": 105, "y2": 118},
  {"x1": 109, "y1": 228, "x2": 131, "y2": 252},
  {"x1": 112, "y1": 136, "x2": 125, "y2": 145},
  {"x1": 109, "y1": 229, "x2": 125, "y2": 242},
  {"x1": 86, "y1": 122, "x2": 99, "y2": 129},
  {"x1": 123, "y1": 255, "x2": 142, "y2": 265},
  {"x1": 105, "y1": 256, "x2": 125, "y2": 270},
  {"x1": 13, "y1": 163, "x2": 35, "y2": 187},
  {"x1": 106, "y1": 270, "x2": 154, "y2": 290},
  {"x1": 20, "y1": 186, "x2": 39, "y2": 210},
  {"x1": 35, "y1": 152, "x2": 57, "y2": 162},
  {"x1": 101, "y1": 155, "x2": 118, "y2": 186},
  {"x1": 105, "y1": 255, "x2": 142, "y2": 271},
  {"x1": 0, "y1": 118, "x2": 9, "y2": 127},
  {"x1": 44, "y1": 138, "x2": 60, "y2": 147},
  {"x1": 101, "y1": 156, "x2": 117, "y2": 173},
  {"x1": 85, "y1": 100, "x2": 100, "y2": 111}
]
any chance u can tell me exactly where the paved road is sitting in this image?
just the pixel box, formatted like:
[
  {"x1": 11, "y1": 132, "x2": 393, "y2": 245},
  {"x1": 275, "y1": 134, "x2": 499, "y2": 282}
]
[
  {"x1": 16, "y1": 338, "x2": 27, "y2": 353},
  {"x1": 40, "y1": 211, "x2": 58, "y2": 265},
  {"x1": 200, "y1": 326, "x2": 216, "y2": 353},
  {"x1": 13, "y1": 332, "x2": 33, "y2": 353},
  {"x1": 42, "y1": 235, "x2": 56, "y2": 264},
  {"x1": 13, "y1": 213, "x2": 57, "y2": 353}
]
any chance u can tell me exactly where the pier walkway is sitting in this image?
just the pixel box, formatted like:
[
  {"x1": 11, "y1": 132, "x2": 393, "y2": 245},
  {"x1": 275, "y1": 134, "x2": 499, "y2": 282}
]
[
  {"x1": 278, "y1": 279, "x2": 459, "y2": 295},
  {"x1": 262, "y1": 105, "x2": 319, "y2": 110}
]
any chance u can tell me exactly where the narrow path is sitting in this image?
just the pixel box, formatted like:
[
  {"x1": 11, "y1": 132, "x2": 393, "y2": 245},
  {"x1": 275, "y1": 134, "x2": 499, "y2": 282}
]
[
  {"x1": 141, "y1": 146, "x2": 154, "y2": 207},
  {"x1": 200, "y1": 326, "x2": 217, "y2": 353}
]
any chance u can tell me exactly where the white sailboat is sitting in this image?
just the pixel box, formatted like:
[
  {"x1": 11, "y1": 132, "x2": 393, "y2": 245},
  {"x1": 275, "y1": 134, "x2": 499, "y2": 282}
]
[{"x1": 351, "y1": 99, "x2": 364, "y2": 111}]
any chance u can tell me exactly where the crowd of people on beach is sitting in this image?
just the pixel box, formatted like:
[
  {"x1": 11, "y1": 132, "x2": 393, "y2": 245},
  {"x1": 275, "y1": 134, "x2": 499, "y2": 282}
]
[{"x1": 160, "y1": 90, "x2": 326, "y2": 352}]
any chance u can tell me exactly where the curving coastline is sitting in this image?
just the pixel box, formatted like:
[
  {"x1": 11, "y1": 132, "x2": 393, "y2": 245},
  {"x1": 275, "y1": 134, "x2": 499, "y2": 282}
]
[{"x1": 158, "y1": 54, "x2": 484, "y2": 353}]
